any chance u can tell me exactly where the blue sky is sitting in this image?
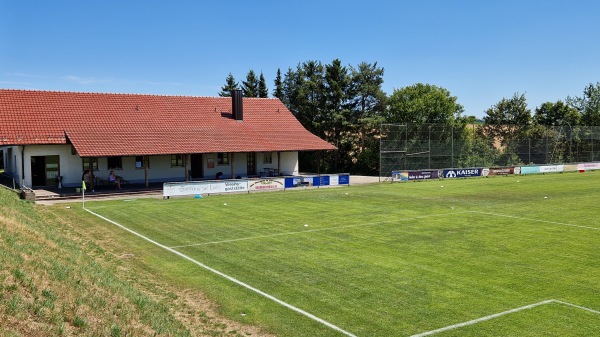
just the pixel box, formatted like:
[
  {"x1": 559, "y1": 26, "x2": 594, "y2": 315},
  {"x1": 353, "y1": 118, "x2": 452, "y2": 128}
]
[{"x1": 1, "y1": 0, "x2": 598, "y2": 118}]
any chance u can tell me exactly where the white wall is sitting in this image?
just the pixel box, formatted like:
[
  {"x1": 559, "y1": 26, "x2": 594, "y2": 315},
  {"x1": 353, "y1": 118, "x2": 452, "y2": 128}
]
[
  {"x1": 97, "y1": 155, "x2": 188, "y2": 185},
  {"x1": 5, "y1": 145, "x2": 301, "y2": 187},
  {"x1": 203, "y1": 153, "x2": 232, "y2": 179},
  {"x1": 1, "y1": 146, "x2": 20, "y2": 184},
  {"x1": 233, "y1": 152, "x2": 247, "y2": 178},
  {"x1": 280, "y1": 151, "x2": 299, "y2": 175},
  {"x1": 256, "y1": 151, "x2": 278, "y2": 176}
]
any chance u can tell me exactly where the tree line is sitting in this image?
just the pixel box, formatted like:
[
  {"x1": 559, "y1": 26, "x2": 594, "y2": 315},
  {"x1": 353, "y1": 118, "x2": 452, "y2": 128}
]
[{"x1": 220, "y1": 60, "x2": 600, "y2": 174}]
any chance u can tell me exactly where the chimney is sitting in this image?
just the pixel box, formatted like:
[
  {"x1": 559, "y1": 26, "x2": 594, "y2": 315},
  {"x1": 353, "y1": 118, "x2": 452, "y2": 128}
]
[{"x1": 232, "y1": 89, "x2": 243, "y2": 121}]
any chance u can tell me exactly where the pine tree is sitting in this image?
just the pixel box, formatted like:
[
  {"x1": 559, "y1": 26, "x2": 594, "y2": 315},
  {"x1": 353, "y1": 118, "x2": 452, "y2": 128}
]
[
  {"x1": 258, "y1": 72, "x2": 268, "y2": 98},
  {"x1": 242, "y1": 70, "x2": 258, "y2": 97},
  {"x1": 218, "y1": 73, "x2": 238, "y2": 97},
  {"x1": 273, "y1": 68, "x2": 284, "y2": 100}
]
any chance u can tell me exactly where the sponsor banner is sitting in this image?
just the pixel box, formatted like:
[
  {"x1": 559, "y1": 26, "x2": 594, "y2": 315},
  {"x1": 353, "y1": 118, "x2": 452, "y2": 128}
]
[
  {"x1": 248, "y1": 178, "x2": 285, "y2": 191},
  {"x1": 338, "y1": 174, "x2": 350, "y2": 185},
  {"x1": 577, "y1": 162, "x2": 600, "y2": 171},
  {"x1": 520, "y1": 166, "x2": 540, "y2": 174},
  {"x1": 313, "y1": 175, "x2": 330, "y2": 186},
  {"x1": 164, "y1": 181, "x2": 211, "y2": 197},
  {"x1": 442, "y1": 168, "x2": 483, "y2": 178},
  {"x1": 163, "y1": 180, "x2": 248, "y2": 197},
  {"x1": 329, "y1": 174, "x2": 350, "y2": 186},
  {"x1": 563, "y1": 164, "x2": 578, "y2": 172},
  {"x1": 540, "y1": 165, "x2": 564, "y2": 173},
  {"x1": 209, "y1": 181, "x2": 249, "y2": 193},
  {"x1": 483, "y1": 167, "x2": 516, "y2": 176},
  {"x1": 284, "y1": 176, "x2": 312, "y2": 188},
  {"x1": 391, "y1": 171, "x2": 409, "y2": 182},
  {"x1": 408, "y1": 170, "x2": 439, "y2": 180}
]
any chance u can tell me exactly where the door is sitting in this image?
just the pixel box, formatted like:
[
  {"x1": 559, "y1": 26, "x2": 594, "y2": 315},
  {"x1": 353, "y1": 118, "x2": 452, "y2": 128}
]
[
  {"x1": 31, "y1": 155, "x2": 60, "y2": 186},
  {"x1": 247, "y1": 153, "x2": 256, "y2": 176},
  {"x1": 190, "y1": 154, "x2": 203, "y2": 179},
  {"x1": 31, "y1": 156, "x2": 46, "y2": 186}
]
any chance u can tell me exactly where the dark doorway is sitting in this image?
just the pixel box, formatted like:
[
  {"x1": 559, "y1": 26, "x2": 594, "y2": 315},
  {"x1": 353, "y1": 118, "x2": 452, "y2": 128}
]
[
  {"x1": 31, "y1": 155, "x2": 60, "y2": 186},
  {"x1": 190, "y1": 154, "x2": 203, "y2": 180},
  {"x1": 247, "y1": 153, "x2": 256, "y2": 176}
]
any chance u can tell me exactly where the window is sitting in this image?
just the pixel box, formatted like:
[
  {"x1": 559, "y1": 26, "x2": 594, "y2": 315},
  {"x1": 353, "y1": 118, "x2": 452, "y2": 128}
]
[
  {"x1": 263, "y1": 152, "x2": 272, "y2": 164},
  {"x1": 171, "y1": 154, "x2": 184, "y2": 167},
  {"x1": 135, "y1": 156, "x2": 149, "y2": 169},
  {"x1": 107, "y1": 156, "x2": 122, "y2": 170},
  {"x1": 82, "y1": 157, "x2": 98, "y2": 171},
  {"x1": 217, "y1": 153, "x2": 229, "y2": 165}
]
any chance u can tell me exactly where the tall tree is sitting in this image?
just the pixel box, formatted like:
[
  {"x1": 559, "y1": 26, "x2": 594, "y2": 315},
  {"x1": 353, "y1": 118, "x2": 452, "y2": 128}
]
[
  {"x1": 323, "y1": 59, "x2": 352, "y2": 170},
  {"x1": 273, "y1": 68, "x2": 284, "y2": 100},
  {"x1": 533, "y1": 100, "x2": 580, "y2": 126},
  {"x1": 218, "y1": 73, "x2": 238, "y2": 97},
  {"x1": 281, "y1": 67, "x2": 299, "y2": 109},
  {"x1": 258, "y1": 72, "x2": 268, "y2": 98},
  {"x1": 295, "y1": 60, "x2": 326, "y2": 135},
  {"x1": 482, "y1": 92, "x2": 532, "y2": 143},
  {"x1": 242, "y1": 70, "x2": 258, "y2": 97},
  {"x1": 385, "y1": 83, "x2": 464, "y2": 125},
  {"x1": 567, "y1": 82, "x2": 600, "y2": 125},
  {"x1": 349, "y1": 62, "x2": 386, "y2": 153}
]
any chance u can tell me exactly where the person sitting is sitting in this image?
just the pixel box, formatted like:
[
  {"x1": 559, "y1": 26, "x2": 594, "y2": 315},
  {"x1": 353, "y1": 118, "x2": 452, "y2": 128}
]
[{"x1": 109, "y1": 171, "x2": 121, "y2": 189}]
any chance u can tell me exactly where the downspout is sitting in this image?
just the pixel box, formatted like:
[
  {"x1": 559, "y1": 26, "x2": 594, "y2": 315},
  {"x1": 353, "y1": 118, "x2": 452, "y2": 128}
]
[
  {"x1": 317, "y1": 151, "x2": 321, "y2": 188},
  {"x1": 184, "y1": 154, "x2": 189, "y2": 181},
  {"x1": 144, "y1": 156, "x2": 149, "y2": 187},
  {"x1": 21, "y1": 145, "x2": 25, "y2": 188}
]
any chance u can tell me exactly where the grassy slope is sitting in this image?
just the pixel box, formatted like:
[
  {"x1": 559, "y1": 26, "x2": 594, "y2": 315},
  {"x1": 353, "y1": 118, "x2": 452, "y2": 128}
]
[
  {"x1": 64, "y1": 172, "x2": 600, "y2": 336},
  {"x1": 0, "y1": 187, "x2": 273, "y2": 337}
]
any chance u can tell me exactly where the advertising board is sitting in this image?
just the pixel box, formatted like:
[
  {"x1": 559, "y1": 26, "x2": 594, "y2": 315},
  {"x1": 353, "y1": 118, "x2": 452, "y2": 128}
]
[
  {"x1": 539, "y1": 165, "x2": 564, "y2": 173},
  {"x1": 248, "y1": 178, "x2": 285, "y2": 191},
  {"x1": 577, "y1": 162, "x2": 600, "y2": 171},
  {"x1": 520, "y1": 166, "x2": 540, "y2": 174},
  {"x1": 483, "y1": 167, "x2": 516, "y2": 176},
  {"x1": 442, "y1": 168, "x2": 483, "y2": 178}
]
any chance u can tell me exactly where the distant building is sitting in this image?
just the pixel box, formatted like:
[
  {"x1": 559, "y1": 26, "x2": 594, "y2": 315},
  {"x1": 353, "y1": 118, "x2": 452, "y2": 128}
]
[{"x1": 0, "y1": 89, "x2": 335, "y2": 188}]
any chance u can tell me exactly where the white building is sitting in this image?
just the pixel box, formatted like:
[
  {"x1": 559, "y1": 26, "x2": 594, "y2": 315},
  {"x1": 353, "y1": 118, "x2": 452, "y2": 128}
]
[{"x1": 0, "y1": 89, "x2": 335, "y2": 189}]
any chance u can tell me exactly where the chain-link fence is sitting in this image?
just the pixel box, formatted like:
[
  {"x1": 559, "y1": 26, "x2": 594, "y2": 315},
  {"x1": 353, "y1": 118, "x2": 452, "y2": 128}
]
[{"x1": 380, "y1": 123, "x2": 600, "y2": 177}]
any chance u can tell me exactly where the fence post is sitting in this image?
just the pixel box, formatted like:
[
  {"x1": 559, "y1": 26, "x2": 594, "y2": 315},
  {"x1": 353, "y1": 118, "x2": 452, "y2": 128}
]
[{"x1": 428, "y1": 125, "x2": 431, "y2": 169}]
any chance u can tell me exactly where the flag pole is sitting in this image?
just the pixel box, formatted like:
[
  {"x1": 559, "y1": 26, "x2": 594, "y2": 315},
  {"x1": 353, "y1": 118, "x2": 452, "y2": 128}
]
[{"x1": 82, "y1": 180, "x2": 86, "y2": 209}]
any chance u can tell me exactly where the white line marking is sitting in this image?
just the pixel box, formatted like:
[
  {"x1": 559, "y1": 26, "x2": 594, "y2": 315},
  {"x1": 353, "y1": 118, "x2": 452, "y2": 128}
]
[
  {"x1": 84, "y1": 208, "x2": 357, "y2": 337},
  {"x1": 554, "y1": 300, "x2": 600, "y2": 315},
  {"x1": 410, "y1": 299, "x2": 600, "y2": 337},
  {"x1": 171, "y1": 211, "x2": 462, "y2": 248},
  {"x1": 467, "y1": 211, "x2": 600, "y2": 231}
]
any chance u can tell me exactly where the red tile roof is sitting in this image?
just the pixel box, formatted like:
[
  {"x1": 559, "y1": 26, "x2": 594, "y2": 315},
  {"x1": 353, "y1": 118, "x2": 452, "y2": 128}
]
[{"x1": 0, "y1": 89, "x2": 336, "y2": 156}]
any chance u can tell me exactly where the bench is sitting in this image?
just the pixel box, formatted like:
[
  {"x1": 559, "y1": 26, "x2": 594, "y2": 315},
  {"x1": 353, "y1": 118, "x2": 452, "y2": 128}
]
[{"x1": 95, "y1": 176, "x2": 128, "y2": 187}]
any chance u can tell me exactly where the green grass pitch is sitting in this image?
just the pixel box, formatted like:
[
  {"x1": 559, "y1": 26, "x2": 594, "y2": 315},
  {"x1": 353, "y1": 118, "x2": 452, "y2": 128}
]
[{"x1": 77, "y1": 172, "x2": 600, "y2": 336}]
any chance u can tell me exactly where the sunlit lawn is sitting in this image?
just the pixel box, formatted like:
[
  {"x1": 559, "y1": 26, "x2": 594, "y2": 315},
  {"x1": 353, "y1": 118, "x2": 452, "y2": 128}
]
[{"x1": 74, "y1": 172, "x2": 600, "y2": 336}]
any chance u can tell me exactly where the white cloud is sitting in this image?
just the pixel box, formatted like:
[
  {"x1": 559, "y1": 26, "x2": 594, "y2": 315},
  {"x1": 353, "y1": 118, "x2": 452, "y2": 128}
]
[{"x1": 61, "y1": 75, "x2": 113, "y2": 85}]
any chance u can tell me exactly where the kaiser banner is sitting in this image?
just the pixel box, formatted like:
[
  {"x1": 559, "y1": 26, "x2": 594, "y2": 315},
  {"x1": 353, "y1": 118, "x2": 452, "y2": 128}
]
[{"x1": 442, "y1": 168, "x2": 482, "y2": 178}]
